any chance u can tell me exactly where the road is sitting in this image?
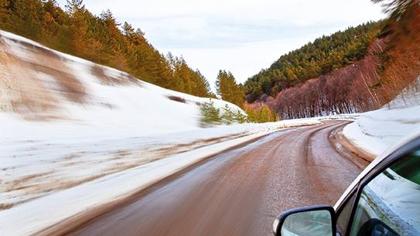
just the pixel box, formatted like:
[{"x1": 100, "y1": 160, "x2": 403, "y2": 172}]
[{"x1": 59, "y1": 121, "x2": 368, "y2": 236}]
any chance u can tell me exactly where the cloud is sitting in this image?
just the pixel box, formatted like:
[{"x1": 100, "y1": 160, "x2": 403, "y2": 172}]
[{"x1": 56, "y1": 0, "x2": 386, "y2": 87}]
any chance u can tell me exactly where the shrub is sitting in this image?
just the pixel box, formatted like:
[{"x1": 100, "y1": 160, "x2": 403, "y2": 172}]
[
  {"x1": 199, "y1": 101, "x2": 222, "y2": 126},
  {"x1": 200, "y1": 102, "x2": 248, "y2": 126},
  {"x1": 221, "y1": 105, "x2": 247, "y2": 124},
  {"x1": 233, "y1": 110, "x2": 248, "y2": 124},
  {"x1": 245, "y1": 105, "x2": 278, "y2": 123}
]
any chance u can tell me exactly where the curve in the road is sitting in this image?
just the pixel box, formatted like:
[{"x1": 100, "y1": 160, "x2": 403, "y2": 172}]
[{"x1": 50, "y1": 121, "x2": 367, "y2": 236}]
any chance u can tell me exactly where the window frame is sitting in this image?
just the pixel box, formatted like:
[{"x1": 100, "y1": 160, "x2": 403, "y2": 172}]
[
  {"x1": 343, "y1": 138, "x2": 420, "y2": 235},
  {"x1": 335, "y1": 187, "x2": 357, "y2": 236}
]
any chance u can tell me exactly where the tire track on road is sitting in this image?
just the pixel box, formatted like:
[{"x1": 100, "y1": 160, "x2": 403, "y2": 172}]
[{"x1": 58, "y1": 121, "x2": 364, "y2": 236}]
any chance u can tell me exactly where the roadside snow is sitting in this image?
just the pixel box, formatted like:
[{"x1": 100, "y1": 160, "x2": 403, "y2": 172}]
[
  {"x1": 0, "y1": 119, "x2": 321, "y2": 236},
  {"x1": 0, "y1": 117, "x2": 319, "y2": 209},
  {"x1": 343, "y1": 77, "x2": 420, "y2": 156}
]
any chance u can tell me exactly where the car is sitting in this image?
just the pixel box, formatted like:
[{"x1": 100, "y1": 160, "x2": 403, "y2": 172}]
[{"x1": 272, "y1": 133, "x2": 420, "y2": 236}]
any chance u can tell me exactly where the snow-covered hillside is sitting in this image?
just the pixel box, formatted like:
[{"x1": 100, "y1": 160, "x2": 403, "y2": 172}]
[
  {"x1": 343, "y1": 77, "x2": 420, "y2": 157},
  {"x1": 0, "y1": 29, "x2": 248, "y2": 206},
  {"x1": 0, "y1": 30, "x2": 244, "y2": 134},
  {"x1": 0, "y1": 30, "x2": 323, "y2": 235}
]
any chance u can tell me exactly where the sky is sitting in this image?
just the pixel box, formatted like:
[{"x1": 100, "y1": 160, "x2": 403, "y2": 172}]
[{"x1": 56, "y1": 0, "x2": 385, "y2": 89}]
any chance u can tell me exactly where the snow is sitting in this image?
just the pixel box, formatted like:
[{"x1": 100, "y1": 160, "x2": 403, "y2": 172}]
[
  {"x1": 0, "y1": 29, "x2": 248, "y2": 207},
  {"x1": 0, "y1": 126, "x2": 279, "y2": 235},
  {"x1": 362, "y1": 166, "x2": 420, "y2": 235},
  {"x1": 0, "y1": 30, "x2": 322, "y2": 235},
  {"x1": 0, "y1": 118, "x2": 320, "y2": 236},
  {"x1": 0, "y1": 28, "x2": 417, "y2": 235},
  {"x1": 343, "y1": 77, "x2": 420, "y2": 157}
]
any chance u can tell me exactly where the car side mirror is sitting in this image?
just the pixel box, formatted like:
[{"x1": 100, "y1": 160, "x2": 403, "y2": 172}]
[{"x1": 273, "y1": 205, "x2": 336, "y2": 236}]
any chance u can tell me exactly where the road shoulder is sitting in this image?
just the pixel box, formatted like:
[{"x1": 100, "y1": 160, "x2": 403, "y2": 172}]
[{"x1": 329, "y1": 121, "x2": 375, "y2": 168}]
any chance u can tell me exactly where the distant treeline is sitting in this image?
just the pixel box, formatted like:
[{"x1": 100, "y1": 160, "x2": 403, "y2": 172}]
[
  {"x1": 244, "y1": 21, "x2": 383, "y2": 102},
  {"x1": 0, "y1": 0, "x2": 214, "y2": 97},
  {"x1": 267, "y1": 40, "x2": 387, "y2": 119}
]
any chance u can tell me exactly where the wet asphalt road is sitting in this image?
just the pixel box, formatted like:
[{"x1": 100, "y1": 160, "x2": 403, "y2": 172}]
[{"x1": 62, "y1": 121, "x2": 366, "y2": 236}]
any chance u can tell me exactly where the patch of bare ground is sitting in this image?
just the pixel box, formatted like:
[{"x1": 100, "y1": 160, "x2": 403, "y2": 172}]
[
  {"x1": 103, "y1": 133, "x2": 250, "y2": 174},
  {"x1": 2, "y1": 171, "x2": 54, "y2": 192},
  {"x1": 167, "y1": 95, "x2": 187, "y2": 103},
  {"x1": 2, "y1": 173, "x2": 112, "y2": 209},
  {"x1": 0, "y1": 38, "x2": 58, "y2": 118},
  {"x1": 25, "y1": 40, "x2": 86, "y2": 104},
  {"x1": 154, "y1": 132, "x2": 249, "y2": 156},
  {"x1": 90, "y1": 65, "x2": 135, "y2": 86},
  {"x1": 1, "y1": 133, "x2": 251, "y2": 211},
  {"x1": 7, "y1": 37, "x2": 87, "y2": 103},
  {"x1": 0, "y1": 203, "x2": 13, "y2": 210},
  {"x1": 0, "y1": 35, "x2": 88, "y2": 120}
]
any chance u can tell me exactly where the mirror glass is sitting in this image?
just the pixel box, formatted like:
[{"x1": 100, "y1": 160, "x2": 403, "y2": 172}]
[{"x1": 281, "y1": 209, "x2": 332, "y2": 236}]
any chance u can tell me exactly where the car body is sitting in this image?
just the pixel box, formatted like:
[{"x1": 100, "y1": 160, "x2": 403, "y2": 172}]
[{"x1": 273, "y1": 133, "x2": 420, "y2": 236}]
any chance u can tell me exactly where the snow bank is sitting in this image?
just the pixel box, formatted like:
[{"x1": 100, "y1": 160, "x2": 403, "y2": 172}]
[
  {"x1": 0, "y1": 119, "x2": 320, "y2": 235},
  {"x1": 343, "y1": 77, "x2": 420, "y2": 156}
]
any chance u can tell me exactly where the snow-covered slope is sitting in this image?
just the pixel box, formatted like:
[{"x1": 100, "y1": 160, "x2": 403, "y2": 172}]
[
  {"x1": 0, "y1": 29, "x2": 322, "y2": 223},
  {"x1": 0, "y1": 30, "x2": 247, "y2": 204},
  {"x1": 0, "y1": 30, "x2": 243, "y2": 135},
  {"x1": 343, "y1": 77, "x2": 420, "y2": 156},
  {"x1": 0, "y1": 30, "x2": 324, "y2": 235}
]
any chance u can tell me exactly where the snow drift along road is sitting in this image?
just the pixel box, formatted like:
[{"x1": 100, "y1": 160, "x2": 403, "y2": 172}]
[{"x1": 343, "y1": 77, "x2": 420, "y2": 156}]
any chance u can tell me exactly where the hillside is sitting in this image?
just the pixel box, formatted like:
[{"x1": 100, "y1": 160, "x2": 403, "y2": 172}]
[
  {"x1": 0, "y1": 0, "x2": 213, "y2": 97},
  {"x1": 0, "y1": 30, "x2": 240, "y2": 126},
  {"x1": 245, "y1": 0, "x2": 419, "y2": 119},
  {"x1": 0, "y1": 28, "x2": 244, "y2": 206},
  {"x1": 244, "y1": 21, "x2": 383, "y2": 102},
  {"x1": 0, "y1": 29, "x2": 324, "y2": 214}
]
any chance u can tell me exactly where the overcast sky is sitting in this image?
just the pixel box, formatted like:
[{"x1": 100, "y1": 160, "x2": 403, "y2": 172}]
[{"x1": 57, "y1": 0, "x2": 385, "y2": 88}]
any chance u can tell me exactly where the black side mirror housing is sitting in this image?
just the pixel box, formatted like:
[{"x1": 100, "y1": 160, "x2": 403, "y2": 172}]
[{"x1": 273, "y1": 205, "x2": 336, "y2": 236}]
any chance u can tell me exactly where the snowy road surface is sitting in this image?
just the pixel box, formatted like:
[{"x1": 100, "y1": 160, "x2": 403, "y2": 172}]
[{"x1": 44, "y1": 121, "x2": 368, "y2": 236}]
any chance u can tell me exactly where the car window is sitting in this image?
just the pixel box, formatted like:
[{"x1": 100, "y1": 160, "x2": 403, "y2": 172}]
[{"x1": 349, "y1": 149, "x2": 420, "y2": 236}]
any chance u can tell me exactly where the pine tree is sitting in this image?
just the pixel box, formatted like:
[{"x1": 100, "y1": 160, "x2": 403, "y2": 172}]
[
  {"x1": 216, "y1": 70, "x2": 245, "y2": 108},
  {"x1": 200, "y1": 101, "x2": 221, "y2": 126},
  {"x1": 65, "y1": 0, "x2": 84, "y2": 15},
  {"x1": 122, "y1": 22, "x2": 135, "y2": 36}
]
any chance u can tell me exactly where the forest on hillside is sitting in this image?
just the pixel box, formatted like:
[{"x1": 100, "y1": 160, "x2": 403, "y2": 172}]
[
  {"x1": 0, "y1": 0, "x2": 214, "y2": 98},
  {"x1": 244, "y1": 21, "x2": 383, "y2": 102},
  {"x1": 253, "y1": 0, "x2": 420, "y2": 119}
]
